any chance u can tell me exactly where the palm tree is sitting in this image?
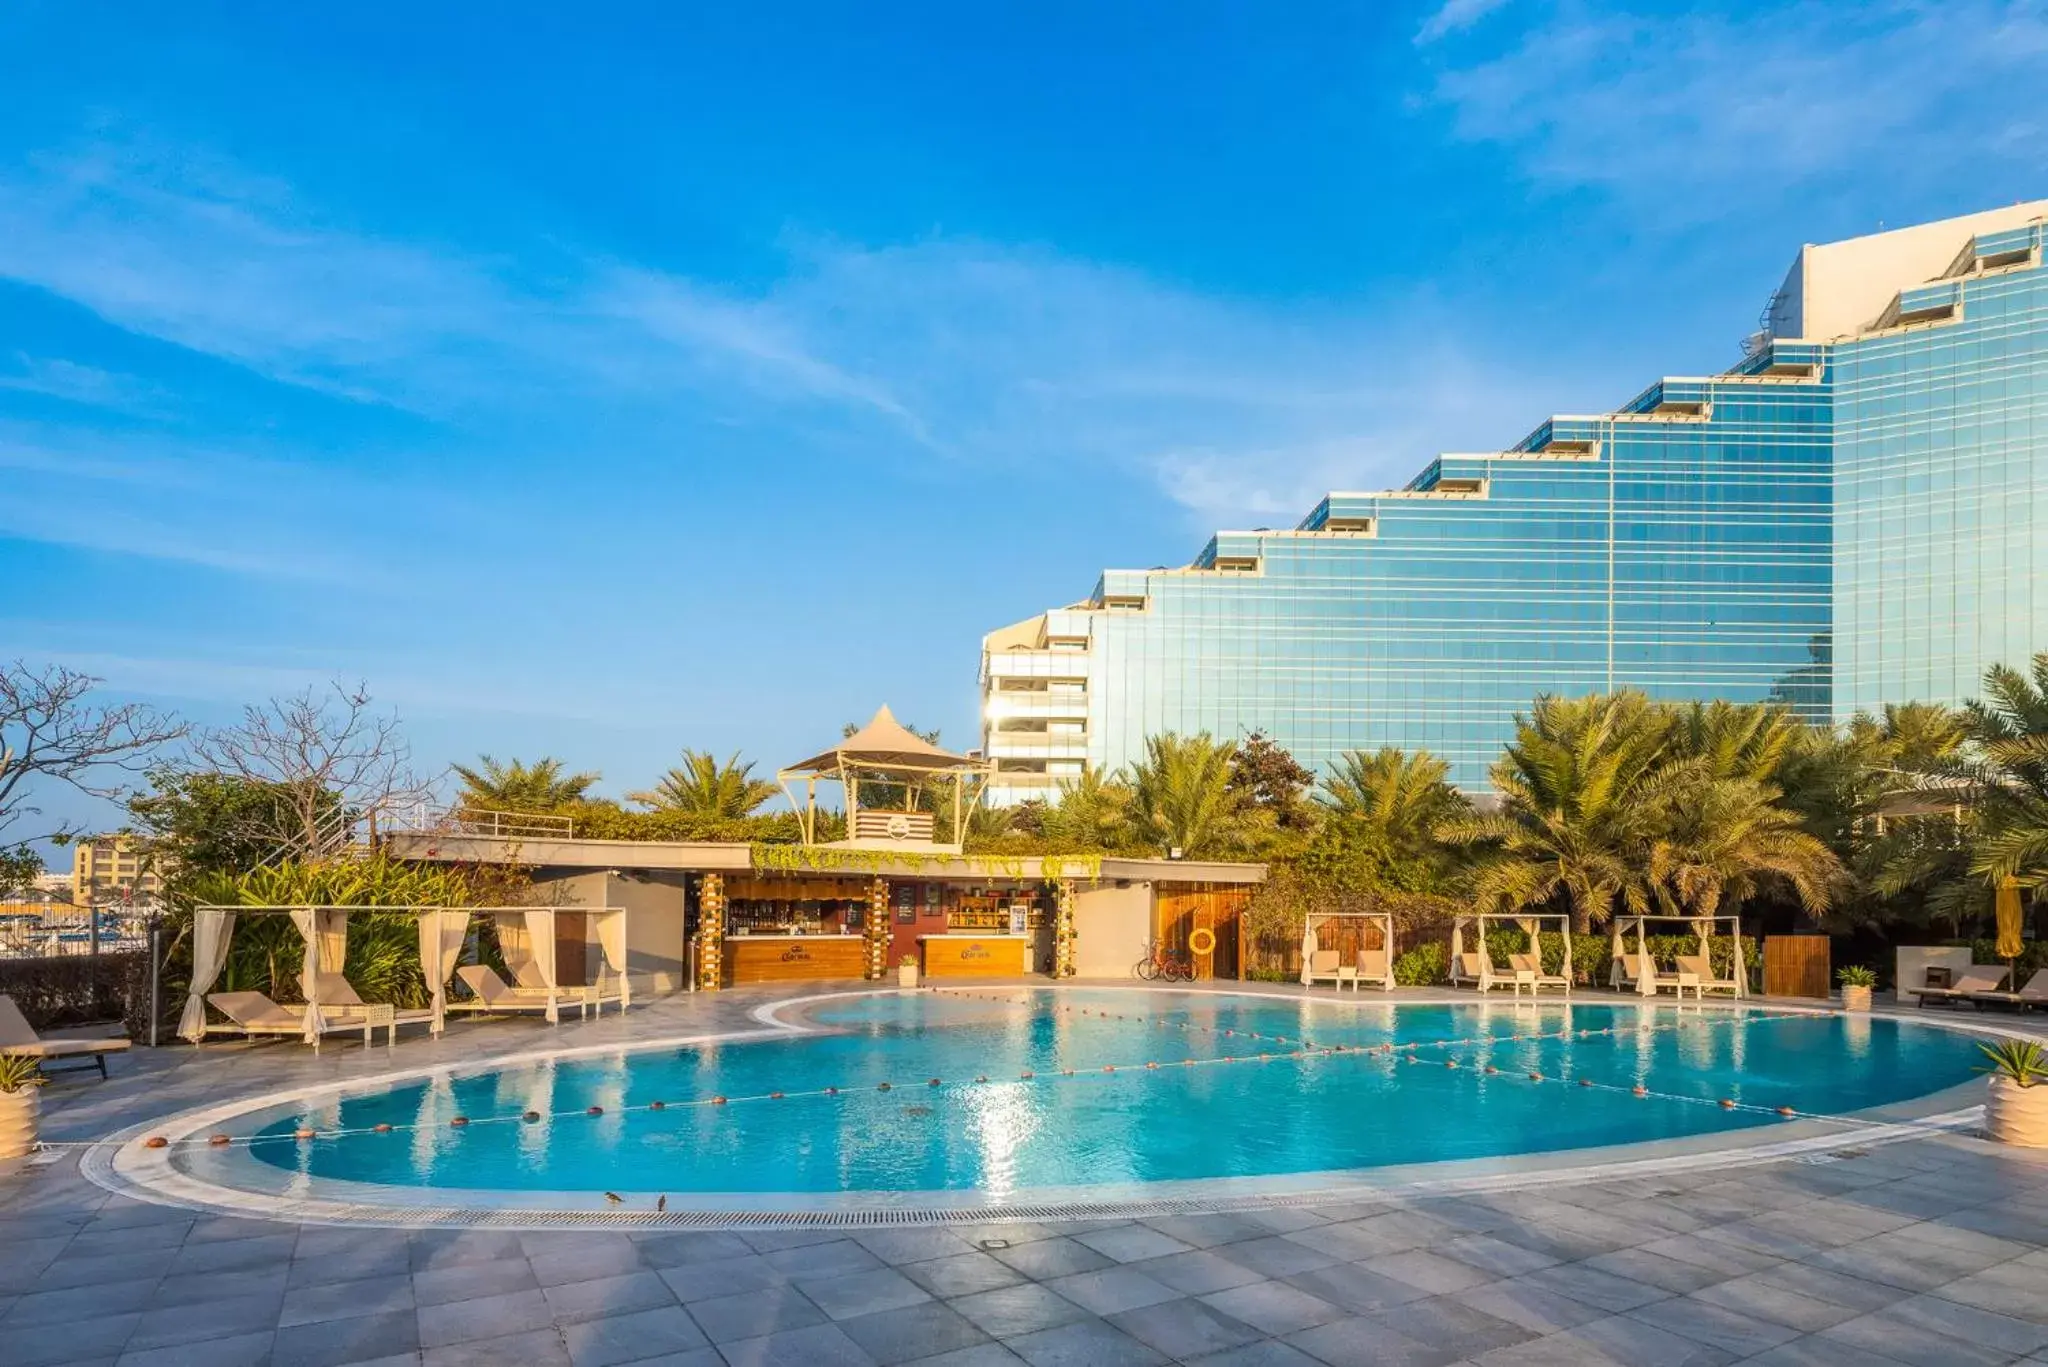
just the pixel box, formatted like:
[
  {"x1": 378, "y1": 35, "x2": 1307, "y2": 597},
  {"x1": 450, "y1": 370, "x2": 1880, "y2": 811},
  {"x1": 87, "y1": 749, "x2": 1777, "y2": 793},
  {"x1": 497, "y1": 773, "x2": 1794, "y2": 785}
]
[
  {"x1": 1958, "y1": 656, "x2": 2048, "y2": 899},
  {"x1": 1643, "y1": 770, "x2": 1841, "y2": 921},
  {"x1": 1668, "y1": 700, "x2": 1807, "y2": 785},
  {"x1": 1043, "y1": 766, "x2": 1137, "y2": 850},
  {"x1": 631, "y1": 750, "x2": 778, "y2": 818},
  {"x1": 1320, "y1": 747, "x2": 1468, "y2": 861},
  {"x1": 1439, "y1": 692, "x2": 1673, "y2": 932},
  {"x1": 1128, "y1": 733, "x2": 1244, "y2": 859},
  {"x1": 450, "y1": 756, "x2": 599, "y2": 812}
]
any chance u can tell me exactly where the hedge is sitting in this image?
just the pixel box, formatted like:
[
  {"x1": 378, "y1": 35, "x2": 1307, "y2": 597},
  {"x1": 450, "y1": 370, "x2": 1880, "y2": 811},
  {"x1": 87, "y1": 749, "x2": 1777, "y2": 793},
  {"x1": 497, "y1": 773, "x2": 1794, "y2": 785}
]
[{"x1": 0, "y1": 952, "x2": 147, "y2": 1036}]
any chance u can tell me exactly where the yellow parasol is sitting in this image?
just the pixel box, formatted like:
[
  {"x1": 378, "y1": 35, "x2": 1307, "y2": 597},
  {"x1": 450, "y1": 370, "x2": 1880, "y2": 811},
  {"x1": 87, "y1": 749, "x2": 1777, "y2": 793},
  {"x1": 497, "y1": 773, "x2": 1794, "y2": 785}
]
[{"x1": 1995, "y1": 876, "x2": 2025, "y2": 964}]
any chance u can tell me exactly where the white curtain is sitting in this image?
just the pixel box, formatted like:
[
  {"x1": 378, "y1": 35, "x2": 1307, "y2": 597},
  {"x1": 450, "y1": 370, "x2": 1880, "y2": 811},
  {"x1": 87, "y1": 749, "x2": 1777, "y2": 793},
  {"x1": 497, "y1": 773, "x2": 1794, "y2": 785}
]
[
  {"x1": 597, "y1": 911, "x2": 630, "y2": 1007},
  {"x1": 525, "y1": 909, "x2": 560, "y2": 1022},
  {"x1": 418, "y1": 910, "x2": 468, "y2": 1031},
  {"x1": 1298, "y1": 922, "x2": 1316, "y2": 985},
  {"x1": 499, "y1": 916, "x2": 545, "y2": 987},
  {"x1": 178, "y1": 908, "x2": 236, "y2": 1042},
  {"x1": 289, "y1": 907, "x2": 327, "y2": 1041}
]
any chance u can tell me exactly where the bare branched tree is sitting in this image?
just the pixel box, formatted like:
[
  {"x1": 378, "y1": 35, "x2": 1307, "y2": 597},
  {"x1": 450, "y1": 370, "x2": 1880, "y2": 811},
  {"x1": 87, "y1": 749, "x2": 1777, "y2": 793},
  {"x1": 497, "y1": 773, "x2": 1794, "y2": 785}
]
[
  {"x1": 0, "y1": 661, "x2": 187, "y2": 891},
  {"x1": 184, "y1": 681, "x2": 427, "y2": 862}
]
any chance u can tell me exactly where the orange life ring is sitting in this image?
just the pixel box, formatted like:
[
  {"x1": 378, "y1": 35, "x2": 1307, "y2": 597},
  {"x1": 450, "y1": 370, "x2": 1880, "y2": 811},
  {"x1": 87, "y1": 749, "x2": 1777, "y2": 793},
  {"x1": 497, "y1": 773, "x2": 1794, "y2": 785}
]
[{"x1": 1187, "y1": 927, "x2": 1217, "y2": 956}]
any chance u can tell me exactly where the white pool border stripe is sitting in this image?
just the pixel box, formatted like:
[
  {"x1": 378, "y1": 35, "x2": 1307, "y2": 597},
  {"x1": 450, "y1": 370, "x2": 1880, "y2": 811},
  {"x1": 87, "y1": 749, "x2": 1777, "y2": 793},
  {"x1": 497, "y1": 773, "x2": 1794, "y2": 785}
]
[{"x1": 82, "y1": 986, "x2": 2017, "y2": 1229}]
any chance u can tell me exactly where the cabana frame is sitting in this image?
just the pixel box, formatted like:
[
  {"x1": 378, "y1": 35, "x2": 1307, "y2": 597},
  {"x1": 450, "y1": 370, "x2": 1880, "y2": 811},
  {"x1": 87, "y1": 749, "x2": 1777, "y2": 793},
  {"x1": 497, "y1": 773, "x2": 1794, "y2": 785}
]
[
  {"x1": 181, "y1": 903, "x2": 633, "y2": 1046},
  {"x1": 1608, "y1": 913, "x2": 1746, "y2": 999},
  {"x1": 1299, "y1": 911, "x2": 1396, "y2": 991},
  {"x1": 1450, "y1": 913, "x2": 1574, "y2": 995}
]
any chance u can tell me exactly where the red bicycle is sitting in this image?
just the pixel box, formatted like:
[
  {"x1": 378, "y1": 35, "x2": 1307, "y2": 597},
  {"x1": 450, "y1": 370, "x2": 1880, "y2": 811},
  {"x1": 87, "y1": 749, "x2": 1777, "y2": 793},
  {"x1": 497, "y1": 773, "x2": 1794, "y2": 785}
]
[{"x1": 1134, "y1": 944, "x2": 1194, "y2": 982}]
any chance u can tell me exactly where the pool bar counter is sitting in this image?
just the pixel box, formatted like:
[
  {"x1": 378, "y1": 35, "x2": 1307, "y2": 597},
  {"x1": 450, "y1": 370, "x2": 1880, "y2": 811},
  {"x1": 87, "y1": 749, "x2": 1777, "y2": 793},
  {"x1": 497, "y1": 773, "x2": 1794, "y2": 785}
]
[{"x1": 919, "y1": 932, "x2": 1030, "y2": 978}]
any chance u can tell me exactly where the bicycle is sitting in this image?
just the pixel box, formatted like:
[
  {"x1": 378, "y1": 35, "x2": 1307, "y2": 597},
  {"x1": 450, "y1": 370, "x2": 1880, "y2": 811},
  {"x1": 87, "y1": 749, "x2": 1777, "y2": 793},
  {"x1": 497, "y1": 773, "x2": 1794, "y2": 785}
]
[{"x1": 1134, "y1": 944, "x2": 1195, "y2": 982}]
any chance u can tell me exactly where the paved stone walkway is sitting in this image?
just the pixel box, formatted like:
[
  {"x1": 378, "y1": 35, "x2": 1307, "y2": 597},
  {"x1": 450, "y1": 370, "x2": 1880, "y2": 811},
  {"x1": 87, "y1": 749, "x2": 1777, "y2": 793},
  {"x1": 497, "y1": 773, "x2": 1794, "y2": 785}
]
[{"x1": 5, "y1": 986, "x2": 2048, "y2": 1366}]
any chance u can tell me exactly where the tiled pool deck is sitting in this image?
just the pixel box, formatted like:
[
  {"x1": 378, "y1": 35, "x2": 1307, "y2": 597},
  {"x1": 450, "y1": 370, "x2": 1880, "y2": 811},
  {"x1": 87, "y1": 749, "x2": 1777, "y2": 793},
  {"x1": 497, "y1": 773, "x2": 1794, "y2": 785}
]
[{"x1": 5, "y1": 983, "x2": 2048, "y2": 1367}]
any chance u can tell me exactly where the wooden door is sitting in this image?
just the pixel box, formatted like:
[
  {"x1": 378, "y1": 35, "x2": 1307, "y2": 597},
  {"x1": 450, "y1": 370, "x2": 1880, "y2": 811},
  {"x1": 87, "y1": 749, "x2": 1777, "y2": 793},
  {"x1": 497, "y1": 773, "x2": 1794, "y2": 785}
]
[
  {"x1": 1155, "y1": 885, "x2": 1245, "y2": 980},
  {"x1": 1763, "y1": 934, "x2": 1828, "y2": 999},
  {"x1": 553, "y1": 911, "x2": 589, "y2": 988}
]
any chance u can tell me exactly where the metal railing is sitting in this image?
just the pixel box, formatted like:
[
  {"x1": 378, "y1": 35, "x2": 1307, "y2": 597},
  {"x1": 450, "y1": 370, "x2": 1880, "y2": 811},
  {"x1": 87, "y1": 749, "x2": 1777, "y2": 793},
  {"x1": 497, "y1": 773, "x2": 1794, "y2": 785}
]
[
  {"x1": 0, "y1": 903, "x2": 158, "y2": 960},
  {"x1": 385, "y1": 805, "x2": 578, "y2": 839}
]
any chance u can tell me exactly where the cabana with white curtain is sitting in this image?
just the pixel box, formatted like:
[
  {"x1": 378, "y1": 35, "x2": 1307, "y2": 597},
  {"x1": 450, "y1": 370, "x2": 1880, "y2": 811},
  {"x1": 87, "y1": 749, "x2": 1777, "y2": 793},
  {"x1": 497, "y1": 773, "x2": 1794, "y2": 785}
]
[
  {"x1": 443, "y1": 905, "x2": 634, "y2": 1023},
  {"x1": 1298, "y1": 911, "x2": 1396, "y2": 991},
  {"x1": 178, "y1": 903, "x2": 632, "y2": 1046},
  {"x1": 1608, "y1": 913, "x2": 1745, "y2": 999},
  {"x1": 1449, "y1": 913, "x2": 1574, "y2": 995}
]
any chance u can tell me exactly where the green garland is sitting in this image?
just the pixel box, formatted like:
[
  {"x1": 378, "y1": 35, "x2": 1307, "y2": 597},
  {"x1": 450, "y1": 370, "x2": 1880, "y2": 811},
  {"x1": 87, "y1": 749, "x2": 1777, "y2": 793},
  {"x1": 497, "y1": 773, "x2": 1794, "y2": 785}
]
[{"x1": 749, "y1": 844, "x2": 1102, "y2": 882}]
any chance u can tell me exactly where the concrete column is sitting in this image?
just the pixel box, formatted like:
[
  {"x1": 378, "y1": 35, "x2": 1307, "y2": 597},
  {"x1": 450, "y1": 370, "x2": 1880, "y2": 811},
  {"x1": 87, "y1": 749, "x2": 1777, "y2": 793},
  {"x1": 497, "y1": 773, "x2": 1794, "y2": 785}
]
[{"x1": 697, "y1": 873, "x2": 725, "y2": 991}]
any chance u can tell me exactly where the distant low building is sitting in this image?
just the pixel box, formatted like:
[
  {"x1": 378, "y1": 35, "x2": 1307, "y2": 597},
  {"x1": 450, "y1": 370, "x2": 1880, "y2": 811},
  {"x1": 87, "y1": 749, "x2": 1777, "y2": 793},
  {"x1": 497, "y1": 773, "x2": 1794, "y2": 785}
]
[{"x1": 71, "y1": 835, "x2": 162, "y2": 907}]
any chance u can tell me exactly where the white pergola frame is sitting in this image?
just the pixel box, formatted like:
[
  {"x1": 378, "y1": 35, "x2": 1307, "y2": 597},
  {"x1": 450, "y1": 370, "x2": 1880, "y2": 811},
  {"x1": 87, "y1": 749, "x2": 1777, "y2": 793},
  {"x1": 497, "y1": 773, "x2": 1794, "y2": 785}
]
[
  {"x1": 1299, "y1": 911, "x2": 1396, "y2": 992},
  {"x1": 1609, "y1": 913, "x2": 1746, "y2": 999},
  {"x1": 1450, "y1": 912, "x2": 1574, "y2": 995},
  {"x1": 181, "y1": 903, "x2": 633, "y2": 1043}
]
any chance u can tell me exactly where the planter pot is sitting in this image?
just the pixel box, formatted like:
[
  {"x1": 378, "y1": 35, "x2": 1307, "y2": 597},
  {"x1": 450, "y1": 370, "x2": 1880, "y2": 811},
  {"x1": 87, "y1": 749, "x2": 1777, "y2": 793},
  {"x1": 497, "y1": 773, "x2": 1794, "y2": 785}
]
[
  {"x1": 1840, "y1": 985, "x2": 1872, "y2": 1012},
  {"x1": 897, "y1": 965, "x2": 919, "y2": 989},
  {"x1": 1985, "y1": 1076, "x2": 2048, "y2": 1148},
  {"x1": 0, "y1": 1087, "x2": 38, "y2": 1161}
]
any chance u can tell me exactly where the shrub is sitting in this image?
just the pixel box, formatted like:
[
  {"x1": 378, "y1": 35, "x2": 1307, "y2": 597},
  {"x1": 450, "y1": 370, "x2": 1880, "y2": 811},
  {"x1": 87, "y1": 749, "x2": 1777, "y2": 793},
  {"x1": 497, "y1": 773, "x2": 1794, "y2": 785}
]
[
  {"x1": 1394, "y1": 941, "x2": 1448, "y2": 986},
  {"x1": 0, "y1": 953, "x2": 144, "y2": 1033},
  {"x1": 1837, "y1": 965, "x2": 1879, "y2": 988}
]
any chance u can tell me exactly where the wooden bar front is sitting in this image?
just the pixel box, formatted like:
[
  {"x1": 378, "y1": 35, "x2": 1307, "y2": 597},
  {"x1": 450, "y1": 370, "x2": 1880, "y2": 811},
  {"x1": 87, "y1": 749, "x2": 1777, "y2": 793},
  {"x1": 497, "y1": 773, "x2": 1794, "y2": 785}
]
[
  {"x1": 921, "y1": 935, "x2": 1028, "y2": 978},
  {"x1": 723, "y1": 935, "x2": 867, "y2": 985}
]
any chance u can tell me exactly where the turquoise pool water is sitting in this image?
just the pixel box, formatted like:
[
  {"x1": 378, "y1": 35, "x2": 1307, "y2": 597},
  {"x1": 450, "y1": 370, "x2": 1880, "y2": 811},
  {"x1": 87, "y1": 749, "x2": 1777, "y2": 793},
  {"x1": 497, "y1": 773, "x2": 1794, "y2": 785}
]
[{"x1": 245, "y1": 990, "x2": 1981, "y2": 1199}]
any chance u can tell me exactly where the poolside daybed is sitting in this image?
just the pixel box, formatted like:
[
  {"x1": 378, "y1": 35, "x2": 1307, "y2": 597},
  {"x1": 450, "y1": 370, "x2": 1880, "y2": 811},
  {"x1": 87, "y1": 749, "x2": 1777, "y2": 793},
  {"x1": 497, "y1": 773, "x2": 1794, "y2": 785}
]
[
  {"x1": 1451, "y1": 913, "x2": 1573, "y2": 995},
  {"x1": 1299, "y1": 911, "x2": 1395, "y2": 992},
  {"x1": 1917, "y1": 965, "x2": 2010, "y2": 1008},
  {"x1": 1608, "y1": 915, "x2": 1745, "y2": 998},
  {"x1": 0, "y1": 994, "x2": 128, "y2": 1079},
  {"x1": 206, "y1": 991, "x2": 396, "y2": 1048},
  {"x1": 1971, "y1": 968, "x2": 2048, "y2": 1011}
]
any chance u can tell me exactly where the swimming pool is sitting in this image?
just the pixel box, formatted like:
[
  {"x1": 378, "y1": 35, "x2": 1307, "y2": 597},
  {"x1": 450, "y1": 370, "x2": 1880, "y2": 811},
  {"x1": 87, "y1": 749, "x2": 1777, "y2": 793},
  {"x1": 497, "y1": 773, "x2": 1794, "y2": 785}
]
[{"x1": 167, "y1": 988, "x2": 1983, "y2": 1214}]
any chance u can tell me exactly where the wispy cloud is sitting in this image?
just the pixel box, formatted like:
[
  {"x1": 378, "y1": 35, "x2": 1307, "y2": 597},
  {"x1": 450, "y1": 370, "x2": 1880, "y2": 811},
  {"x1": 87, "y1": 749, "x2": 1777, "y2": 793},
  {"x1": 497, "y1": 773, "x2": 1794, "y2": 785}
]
[
  {"x1": 0, "y1": 132, "x2": 1574, "y2": 542},
  {"x1": 1419, "y1": 0, "x2": 2048, "y2": 208},
  {"x1": 0, "y1": 353, "x2": 172, "y2": 416},
  {"x1": 1416, "y1": 0, "x2": 1512, "y2": 44}
]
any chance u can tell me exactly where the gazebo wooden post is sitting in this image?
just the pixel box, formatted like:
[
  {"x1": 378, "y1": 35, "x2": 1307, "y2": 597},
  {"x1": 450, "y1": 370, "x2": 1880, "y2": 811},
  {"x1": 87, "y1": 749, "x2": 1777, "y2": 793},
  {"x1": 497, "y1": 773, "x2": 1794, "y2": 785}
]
[{"x1": 1053, "y1": 880, "x2": 1077, "y2": 978}]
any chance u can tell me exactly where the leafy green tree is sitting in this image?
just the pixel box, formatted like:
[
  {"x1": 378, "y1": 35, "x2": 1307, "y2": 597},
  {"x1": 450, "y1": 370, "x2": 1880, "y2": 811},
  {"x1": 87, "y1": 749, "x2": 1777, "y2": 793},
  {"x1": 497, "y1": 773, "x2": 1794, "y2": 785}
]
[
  {"x1": 1440, "y1": 692, "x2": 1672, "y2": 932},
  {"x1": 450, "y1": 756, "x2": 599, "y2": 812},
  {"x1": 1128, "y1": 733, "x2": 1245, "y2": 859},
  {"x1": 1227, "y1": 732, "x2": 1317, "y2": 828},
  {"x1": 1957, "y1": 655, "x2": 2048, "y2": 901},
  {"x1": 631, "y1": 750, "x2": 778, "y2": 817},
  {"x1": 127, "y1": 768, "x2": 344, "y2": 895}
]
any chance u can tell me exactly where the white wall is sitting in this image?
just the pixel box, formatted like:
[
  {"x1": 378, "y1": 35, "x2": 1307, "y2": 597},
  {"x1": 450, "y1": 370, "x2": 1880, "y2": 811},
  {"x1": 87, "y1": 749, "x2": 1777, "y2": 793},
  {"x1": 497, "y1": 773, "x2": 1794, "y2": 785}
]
[{"x1": 1073, "y1": 883, "x2": 1152, "y2": 980}]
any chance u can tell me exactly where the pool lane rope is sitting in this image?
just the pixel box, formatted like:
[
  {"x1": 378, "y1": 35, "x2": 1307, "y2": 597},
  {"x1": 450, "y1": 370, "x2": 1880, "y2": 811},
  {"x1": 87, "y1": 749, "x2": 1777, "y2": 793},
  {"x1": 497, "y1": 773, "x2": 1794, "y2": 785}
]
[{"x1": 103, "y1": 995, "x2": 1930, "y2": 1155}]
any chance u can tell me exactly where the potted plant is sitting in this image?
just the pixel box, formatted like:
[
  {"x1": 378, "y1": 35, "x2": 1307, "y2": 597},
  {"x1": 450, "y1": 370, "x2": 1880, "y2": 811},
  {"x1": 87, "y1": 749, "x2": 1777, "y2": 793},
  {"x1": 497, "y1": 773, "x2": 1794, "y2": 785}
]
[
  {"x1": 0, "y1": 1053, "x2": 45, "y2": 1161},
  {"x1": 1978, "y1": 1040, "x2": 2048, "y2": 1147},
  {"x1": 897, "y1": 953, "x2": 919, "y2": 989},
  {"x1": 1837, "y1": 965, "x2": 1877, "y2": 1012}
]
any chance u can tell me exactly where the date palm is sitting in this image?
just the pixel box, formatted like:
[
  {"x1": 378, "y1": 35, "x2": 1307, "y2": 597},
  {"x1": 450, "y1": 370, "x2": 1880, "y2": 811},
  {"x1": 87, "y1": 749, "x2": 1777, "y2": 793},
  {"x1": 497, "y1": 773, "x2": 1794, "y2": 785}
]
[
  {"x1": 450, "y1": 755, "x2": 599, "y2": 812},
  {"x1": 1320, "y1": 746, "x2": 1468, "y2": 861},
  {"x1": 1438, "y1": 692, "x2": 1672, "y2": 932},
  {"x1": 1128, "y1": 733, "x2": 1244, "y2": 859},
  {"x1": 631, "y1": 750, "x2": 777, "y2": 818},
  {"x1": 1043, "y1": 766, "x2": 1137, "y2": 850},
  {"x1": 1958, "y1": 655, "x2": 2048, "y2": 898},
  {"x1": 1643, "y1": 768, "x2": 1841, "y2": 920}
]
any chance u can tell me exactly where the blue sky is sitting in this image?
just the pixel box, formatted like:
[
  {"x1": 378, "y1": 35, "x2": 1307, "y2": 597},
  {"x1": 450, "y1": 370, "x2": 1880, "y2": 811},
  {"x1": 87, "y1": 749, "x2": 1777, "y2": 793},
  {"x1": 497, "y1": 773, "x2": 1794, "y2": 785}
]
[{"x1": 4, "y1": 0, "x2": 2045, "y2": 834}]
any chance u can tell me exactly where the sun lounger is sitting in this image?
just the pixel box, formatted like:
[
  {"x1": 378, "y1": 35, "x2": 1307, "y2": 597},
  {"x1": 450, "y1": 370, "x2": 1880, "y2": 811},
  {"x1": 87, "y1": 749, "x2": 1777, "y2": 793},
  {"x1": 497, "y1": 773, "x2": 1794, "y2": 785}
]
[
  {"x1": 446, "y1": 965, "x2": 583, "y2": 1020},
  {"x1": 0, "y1": 994, "x2": 129, "y2": 1079},
  {"x1": 205, "y1": 990, "x2": 390, "y2": 1047},
  {"x1": 1917, "y1": 966, "x2": 2009, "y2": 1008},
  {"x1": 1509, "y1": 951, "x2": 1571, "y2": 995},
  {"x1": 1305, "y1": 949, "x2": 1343, "y2": 988},
  {"x1": 310, "y1": 975, "x2": 439, "y2": 1041},
  {"x1": 1970, "y1": 968, "x2": 2048, "y2": 1011},
  {"x1": 1356, "y1": 946, "x2": 1394, "y2": 992}
]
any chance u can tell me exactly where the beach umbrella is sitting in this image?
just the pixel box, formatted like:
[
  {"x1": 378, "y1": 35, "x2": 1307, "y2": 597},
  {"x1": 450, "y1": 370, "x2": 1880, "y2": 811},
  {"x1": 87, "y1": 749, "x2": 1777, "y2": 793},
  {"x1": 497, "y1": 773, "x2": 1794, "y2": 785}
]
[{"x1": 1996, "y1": 876, "x2": 2025, "y2": 969}]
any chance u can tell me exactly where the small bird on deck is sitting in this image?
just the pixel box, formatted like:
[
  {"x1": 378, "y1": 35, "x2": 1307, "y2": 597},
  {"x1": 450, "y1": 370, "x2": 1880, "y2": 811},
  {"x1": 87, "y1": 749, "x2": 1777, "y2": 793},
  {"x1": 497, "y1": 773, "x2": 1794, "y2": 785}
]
[
  {"x1": 604, "y1": 1192, "x2": 623, "y2": 1206},
  {"x1": 656, "y1": 1195, "x2": 667, "y2": 1212}
]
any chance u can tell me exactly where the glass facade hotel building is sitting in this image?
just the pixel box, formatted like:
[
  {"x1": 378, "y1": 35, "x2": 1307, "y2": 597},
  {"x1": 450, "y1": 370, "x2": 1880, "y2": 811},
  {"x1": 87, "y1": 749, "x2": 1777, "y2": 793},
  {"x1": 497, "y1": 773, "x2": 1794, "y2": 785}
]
[{"x1": 981, "y1": 203, "x2": 2048, "y2": 800}]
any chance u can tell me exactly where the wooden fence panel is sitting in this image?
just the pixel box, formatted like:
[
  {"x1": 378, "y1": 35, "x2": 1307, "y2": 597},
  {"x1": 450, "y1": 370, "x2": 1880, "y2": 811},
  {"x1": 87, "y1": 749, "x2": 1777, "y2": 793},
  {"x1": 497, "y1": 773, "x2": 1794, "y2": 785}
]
[{"x1": 1763, "y1": 934, "x2": 1831, "y2": 999}]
